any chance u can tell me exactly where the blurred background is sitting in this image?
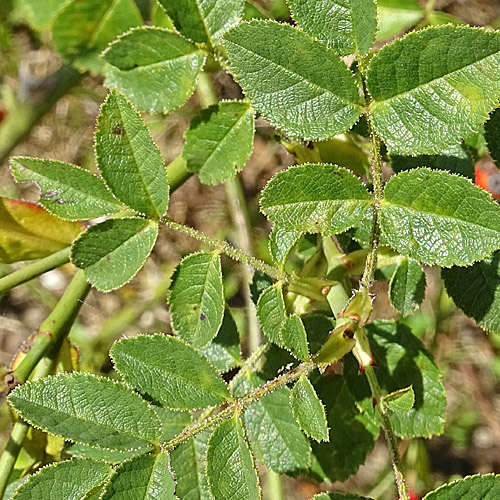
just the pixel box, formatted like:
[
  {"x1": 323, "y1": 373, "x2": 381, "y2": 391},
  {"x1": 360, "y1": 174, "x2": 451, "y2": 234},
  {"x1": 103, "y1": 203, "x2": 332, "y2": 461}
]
[{"x1": 1, "y1": 1, "x2": 500, "y2": 498}]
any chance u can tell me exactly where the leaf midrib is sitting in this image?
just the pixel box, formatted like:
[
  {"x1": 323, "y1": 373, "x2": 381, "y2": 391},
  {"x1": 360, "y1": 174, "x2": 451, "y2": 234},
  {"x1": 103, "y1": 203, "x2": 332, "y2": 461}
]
[
  {"x1": 225, "y1": 36, "x2": 360, "y2": 109},
  {"x1": 382, "y1": 200, "x2": 500, "y2": 234},
  {"x1": 370, "y1": 43, "x2": 500, "y2": 106}
]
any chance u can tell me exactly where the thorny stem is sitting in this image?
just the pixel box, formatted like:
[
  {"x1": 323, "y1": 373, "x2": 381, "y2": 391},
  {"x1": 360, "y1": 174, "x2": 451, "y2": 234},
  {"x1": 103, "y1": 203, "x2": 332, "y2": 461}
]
[
  {"x1": 160, "y1": 216, "x2": 288, "y2": 282},
  {"x1": 0, "y1": 248, "x2": 71, "y2": 295},
  {"x1": 163, "y1": 361, "x2": 315, "y2": 451},
  {"x1": 354, "y1": 57, "x2": 410, "y2": 500}
]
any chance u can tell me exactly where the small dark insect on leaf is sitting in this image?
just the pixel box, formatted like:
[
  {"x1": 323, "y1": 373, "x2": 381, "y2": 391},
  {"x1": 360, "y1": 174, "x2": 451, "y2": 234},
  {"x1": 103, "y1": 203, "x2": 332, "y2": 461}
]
[
  {"x1": 199, "y1": 313, "x2": 207, "y2": 321},
  {"x1": 112, "y1": 125, "x2": 125, "y2": 136}
]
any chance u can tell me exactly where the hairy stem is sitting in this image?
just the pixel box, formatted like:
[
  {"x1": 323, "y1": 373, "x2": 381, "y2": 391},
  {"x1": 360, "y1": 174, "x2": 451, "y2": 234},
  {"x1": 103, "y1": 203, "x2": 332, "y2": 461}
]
[
  {"x1": 163, "y1": 361, "x2": 315, "y2": 450},
  {"x1": 0, "y1": 248, "x2": 71, "y2": 295},
  {"x1": 356, "y1": 58, "x2": 410, "y2": 500},
  {"x1": 160, "y1": 216, "x2": 287, "y2": 282}
]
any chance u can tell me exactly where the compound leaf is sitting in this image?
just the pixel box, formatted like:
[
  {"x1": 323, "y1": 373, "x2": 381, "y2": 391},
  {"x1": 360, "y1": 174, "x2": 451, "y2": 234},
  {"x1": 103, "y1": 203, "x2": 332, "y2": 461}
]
[
  {"x1": 111, "y1": 334, "x2": 230, "y2": 410},
  {"x1": 310, "y1": 375, "x2": 379, "y2": 483},
  {"x1": 422, "y1": 474, "x2": 500, "y2": 500},
  {"x1": 206, "y1": 414, "x2": 261, "y2": 500},
  {"x1": 291, "y1": 375, "x2": 329, "y2": 442},
  {"x1": 8, "y1": 373, "x2": 161, "y2": 451},
  {"x1": 389, "y1": 257, "x2": 426, "y2": 316},
  {"x1": 170, "y1": 431, "x2": 212, "y2": 500},
  {"x1": 95, "y1": 89, "x2": 169, "y2": 217},
  {"x1": 381, "y1": 168, "x2": 500, "y2": 267},
  {"x1": 157, "y1": 0, "x2": 244, "y2": 44},
  {"x1": 442, "y1": 250, "x2": 500, "y2": 332},
  {"x1": 10, "y1": 157, "x2": 122, "y2": 220},
  {"x1": 287, "y1": 0, "x2": 377, "y2": 56},
  {"x1": 223, "y1": 20, "x2": 363, "y2": 141},
  {"x1": 345, "y1": 321, "x2": 446, "y2": 438},
  {"x1": 0, "y1": 198, "x2": 82, "y2": 263},
  {"x1": 201, "y1": 308, "x2": 242, "y2": 373},
  {"x1": 71, "y1": 218, "x2": 158, "y2": 292},
  {"x1": 103, "y1": 27, "x2": 207, "y2": 113},
  {"x1": 233, "y1": 373, "x2": 311, "y2": 475},
  {"x1": 169, "y1": 252, "x2": 225, "y2": 349},
  {"x1": 52, "y1": 0, "x2": 142, "y2": 72},
  {"x1": 268, "y1": 227, "x2": 302, "y2": 268},
  {"x1": 11, "y1": 459, "x2": 111, "y2": 500},
  {"x1": 183, "y1": 101, "x2": 255, "y2": 185},
  {"x1": 101, "y1": 453, "x2": 176, "y2": 500},
  {"x1": 256, "y1": 282, "x2": 287, "y2": 346},
  {"x1": 367, "y1": 26, "x2": 500, "y2": 154},
  {"x1": 261, "y1": 164, "x2": 371, "y2": 235},
  {"x1": 280, "y1": 315, "x2": 309, "y2": 361}
]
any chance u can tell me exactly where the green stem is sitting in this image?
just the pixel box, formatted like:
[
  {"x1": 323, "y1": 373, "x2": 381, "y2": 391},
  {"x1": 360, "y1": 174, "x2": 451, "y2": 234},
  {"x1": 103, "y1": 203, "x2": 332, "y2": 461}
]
[
  {"x1": 160, "y1": 217, "x2": 287, "y2": 282},
  {"x1": 10, "y1": 270, "x2": 90, "y2": 385},
  {"x1": 0, "y1": 248, "x2": 71, "y2": 295},
  {"x1": 196, "y1": 72, "x2": 218, "y2": 108},
  {"x1": 265, "y1": 470, "x2": 285, "y2": 500},
  {"x1": 0, "y1": 65, "x2": 82, "y2": 164},
  {"x1": 166, "y1": 155, "x2": 192, "y2": 192},
  {"x1": 0, "y1": 321, "x2": 69, "y2": 496},
  {"x1": 164, "y1": 361, "x2": 315, "y2": 450}
]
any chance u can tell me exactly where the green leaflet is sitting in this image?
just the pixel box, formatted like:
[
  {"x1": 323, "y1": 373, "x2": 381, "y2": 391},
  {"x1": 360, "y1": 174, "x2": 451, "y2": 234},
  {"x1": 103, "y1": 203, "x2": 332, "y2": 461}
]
[
  {"x1": 52, "y1": 0, "x2": 142, "y2": 72},
  {"x1": 485, "y1": 108, "x2": 500, "y2": 165},
  {"x1": 261, "y1": 164, "x2": 372, "y2": 235},
  {"x1": 310, "y1": 375, "x2": 379, "y2": 483},
  {"x1": 67, "y1": 443, "x2": 143, "y2": 464},
  {"x1": 389, "y1": 257, "x2": 426, "y2": 316},
  {"x1": 381, "y1": 168, "x2": 500, "y2": 267},
  {"x1": 233, "y1": 373, "x2": 311, "y2": 475},
  {"x1": 268, "y1": 226, "x2": 302, "y2": 268},
  {"x1": 154, "y1": 408, "x2": 191, "y2": 442},
  {"x1": 280, "y1": 315, "x2": 309, "y2": 361},
  {"x1": 422, "y1": 474, "x2": 500, "y2": 500},
  {"x1": 345, "y1": 321, "x2": 446, "y2": 438},
  {"x1": 223, "y1": 21, "x2": 363, "y2": 141},
  {"x1": 291, "y1": 376, "x2": 329, "y2": 442},
  {"x1": 110, "y1": 334, "x2": 230, "y2": 409},
  {"x1": 377, "y1": 0, "x2": 423, "y2": 40},
  {"x1": 384, "y1": 386, "x2": 415, "y2": 413},
  {"x1": 256, "y1": 282, "x2": 286, "y2": 346},
  {"x1": 20, "y1": 0, "x2": 67, "y2": 30},
  {"x1": 183, "y1": 101, "x2": 255, "y2": 185},
  {"x1": 8, "y1": 373, "x2": 161, "y2": 451},
  {"x1": 10, "y1": 157, "x2": 122, "y2": 220},
  {"x1": 11, "y1": 458, "x2": 111, "y2": 500},
  {"x1": 287, "y1": 0, "x2": 377, "y2": 56},
  {"x1": 95, "y1": 89, "x2": 169, "y2": 217},
  {"x1": 206, "y1": 414, "x2": 261, "y2": 500},
  {"x1": 390, "y1": 144, "x2": 475, "y2": 179},
  {"x1": 170, "y1": 432, "x2": 212, "y2": 500},
  {"x1": 169, "y1": 252, "x2": 225, "y2": 349},
  {"x1": 103, "y1": 27, "x2": 207, "y2": 113},
  {"x1": 442, "y1": 250, "x2": 500, "y2": 332},
  {"x1": 157, "y1": 0, "x2": 244, "y2": 44},
  {"x1": 71, "y1": 218, "x2": 158, "y2": 292},
  {"x1": 101, "y1": 453, "x2": 176, "y2": 500},
  {"x1": 368, "y1": 26, "x2": 500, "y2": 154},
  {"x1": 201, "y1": 308, "x2": 242, "y2": 373}
]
